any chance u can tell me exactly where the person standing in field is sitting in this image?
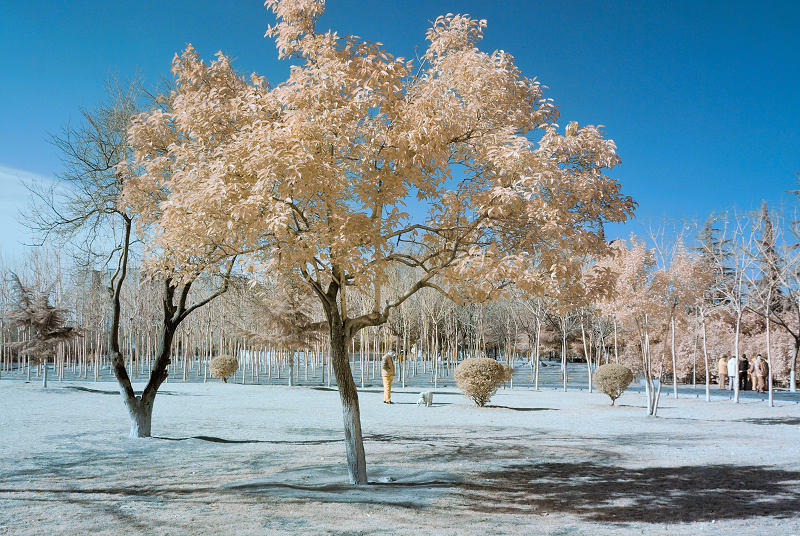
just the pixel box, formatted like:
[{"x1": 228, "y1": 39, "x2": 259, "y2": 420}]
[
  {"x1": 751, "y1": 354, "x2": 767, "y2": 393},
  {"x1": 738, "y1": 354, "x2": 750, "y2": 391},
  {"x1": 759, "y1": 355, "x2": 770, "y2": 393},
  {"x1": 381, "y1": 350, "x2": 396, "y2": 404},
  {"x1": 727, "y1": 355, "x2": 737, "y2": 390},
  {"x1": 717, "y1": 355, "x2": 728, "y2": 389}
]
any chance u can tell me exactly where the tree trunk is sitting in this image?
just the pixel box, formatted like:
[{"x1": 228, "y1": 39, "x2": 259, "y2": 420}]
[
  {"x1": 534, "y1": 320, "x2": 541, "y2": 390},
  {"x1": 701, "y1": 308, "x2": 710, "y2": 402},
  {"x1": 643, "y1": 329, "x2": 653, "y2": 415},
  {"x1": 289, "y1": 348, "x2": 295, "y2": 387},
  {"x1": 124, "y1": 394, "x2": 154, "y2": 438},
  {"x1": 42, "y1": 359, "x2": 48, "y2": 389},
  {"x1": 561, "y1": 323, "x2": 567, "y2": 392},
  {"x1": 581, "y1": 321, "x2": 592, "y2": 393},
  {"x1": 671, "y1": 315, "x2": 678, "y2": 399},
  {"x1": 119, "y1": 315, "x2": 177, "y2": 438},
  {"x1": 653, "y1": 366, "x2": 664, "y2": 417},
  {"x1": 766, "y1": 302, "x2": 773, "y2": 407},
  {"x1": 734, "y1": 309, "x2": 741, "y2": 403},
  {"x1": 328, "y1": 317, "x2": 368, "y2": 485}
]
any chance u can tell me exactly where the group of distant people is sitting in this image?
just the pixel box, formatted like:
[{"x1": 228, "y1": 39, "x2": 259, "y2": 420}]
[{"x1": 716, "y1": 353, "x2": 769, "y2": 393}]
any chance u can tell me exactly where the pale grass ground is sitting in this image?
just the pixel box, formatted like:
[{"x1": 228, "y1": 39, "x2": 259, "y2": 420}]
[{"x1": 1, "y1": 379, "x2": 799, "y2": 535}]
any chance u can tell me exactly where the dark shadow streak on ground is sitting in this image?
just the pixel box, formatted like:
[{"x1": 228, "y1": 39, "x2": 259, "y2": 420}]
[
  {"x1": 311, "y1": 387, "x2": 464, "y2": 396},
  {"x1": 63, "y1": 386, "x2": 194, "y2": 396},
  {"x1": 0, "y1": 486, "x2": 209, "y2": 497},
  {"x1": 363, "y1": 433, "x2": 529, "y2": 444},
  {"x1": 739, "y1": 417, "x2": 800, "y2": 426},
  {"x1": 486, "y1": 406, "x2": 555, "y2": 412},
  {"x1": 0, "y1": 483, "x2": 429, "y2": 510},
  {"x1": 6, "y1": 463, "x2": 795, "y2": 522},
  {"x1": 458, "y1": 462, "x2": 800, "y2": 522},
  {"x1": 153, "y1": 435, "x2": 342, "y2": 445},
  {"x1": 1, "y1": 453, "x2": 122, "y2": 480},
  {"x1": 388, "y1": 402, "x2": 453, "y2": 406}
]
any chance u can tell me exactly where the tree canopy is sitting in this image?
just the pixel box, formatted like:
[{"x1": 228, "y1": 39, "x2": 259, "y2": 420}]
[{"x1": 120, "y1": 0, "x2": 635, "y2": 484}]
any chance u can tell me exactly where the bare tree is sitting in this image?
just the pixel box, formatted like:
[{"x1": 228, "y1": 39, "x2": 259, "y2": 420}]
[
  {"x1": 703, "y1": 213, "x2": 755, "y2": 403},
  {"x1": 26, "y1": 77, "x2": 236, "y2": 436},
  {"x1": 238, "y1": 275, "x2": 324, "y2": 387},
  {"x1": 4, "y1": 273, "x2": 80, "y2": 388},
  {"x1": 746, "y1": 203, "x2": 784, "y2": 405}
]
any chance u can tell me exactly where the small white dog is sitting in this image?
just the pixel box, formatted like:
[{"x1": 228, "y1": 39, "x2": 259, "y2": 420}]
[{"x1": 416, "y1": 391, "x2": 433, "y2": 407}]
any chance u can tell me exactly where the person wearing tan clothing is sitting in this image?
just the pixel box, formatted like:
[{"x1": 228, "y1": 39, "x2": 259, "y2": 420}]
[
  {"x1": 750, "y1": 354, "x2": 768, "y2": 393},
  {"x1": 760, "y1": 355, "x2": 770, "y2": 392},
  {"x1": 717, "y1": 356, "x2": 728, "y2": 390},
  {"x1": 381, "y1": 351, "x2": 396, "y2": 404}
]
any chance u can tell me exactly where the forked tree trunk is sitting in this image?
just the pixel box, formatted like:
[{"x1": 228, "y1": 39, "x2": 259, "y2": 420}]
[
  {"x1": 114, "y1": 315, "x2": 177, "y2": 438},
  {"x1": 117, "y1": 261, "x2": 232, "y2": 436},
  {"x1": 125, "y1": 394, "x2": 154, "y2": 437}
]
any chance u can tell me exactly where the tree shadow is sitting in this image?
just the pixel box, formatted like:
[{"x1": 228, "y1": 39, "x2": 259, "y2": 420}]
[
  {"x1": 739, "y1": 417, "x2": 800, "y2": 426},
  {"x1": 11, "y1": 461, "x2": 794, "y2": 523},
  {"x1": 153, "y1": 435, "x2": 341, "y2": 445},
  {"x1": 63, "y1": 386, "x2": 194, "y2": 396},
  {"x1": 387, "y1": 401, "x2": 454, "y2": 406},
  {"x1": 365, "y1": 433, "x2": 454, "y2": 443},
  {"x1": 224, "y1": 465, "x2": 460, "y2": 509},
  {"x1": 458, "y1": 462, "x2": 800, "y2": 522},
  {"x1": 485, "y1": 406, "x2": 556, "y2": 412}
]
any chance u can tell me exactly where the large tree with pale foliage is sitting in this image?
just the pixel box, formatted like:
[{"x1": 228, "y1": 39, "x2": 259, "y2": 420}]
[{"x1": 122, "y1": 0, "x2": 634, "y2": 484}]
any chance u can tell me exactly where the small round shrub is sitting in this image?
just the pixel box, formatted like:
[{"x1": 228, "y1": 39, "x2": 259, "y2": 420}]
[
  {"x1": 454, "y1": 358, "x2": 508, "y2": 407},
  {"x1": 210, "y1": 355, "x2": 239, "y2": 383},
  {"x1": 593, "y1": 364, "x2": 634, "y2": 405}
]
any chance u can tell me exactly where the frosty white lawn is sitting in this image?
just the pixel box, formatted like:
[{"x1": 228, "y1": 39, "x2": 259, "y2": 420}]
[{"x1": 1, "y1": 380, "x2": 799, "y2": 535}]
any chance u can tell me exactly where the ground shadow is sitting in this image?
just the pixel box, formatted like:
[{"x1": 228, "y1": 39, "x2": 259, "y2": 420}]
[
  {"x1": 389, "y1": 401, "x2": 454, "y2": 406},
  {"x1": 459, "y1": 462, "x2": 800, "y2": 522},
  {"x1": 153, "y1": 435, "x2": 342, "y2": 445},
  {"x1": 7, "y1": 461, "x2": 795, "y2": 523},
  {"x1": 63, "y1": 386, "x2": 193, "y2": 396},
  {"x1": 486, "y1": 405, "x2": 556, "y2": 412},
  {"x1": 739, "y1": 417, "x2": 800, "y2": 426},
  {"x1": 224, "y1": 465, "x2": 460, "y2": 509},
  {"x1": 366, "y1": 433, "x2": 456, "y2": 443}
]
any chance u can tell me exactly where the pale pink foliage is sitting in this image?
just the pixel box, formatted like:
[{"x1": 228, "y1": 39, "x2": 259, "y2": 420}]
[{"x1": 122, "y1": 0, "x2": 634, "y2": 331}]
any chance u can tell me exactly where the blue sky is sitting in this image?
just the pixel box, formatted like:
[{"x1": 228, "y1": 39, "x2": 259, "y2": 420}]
[{"x1": 1, "y1": 0, "x2": 798, "y2": 259}]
